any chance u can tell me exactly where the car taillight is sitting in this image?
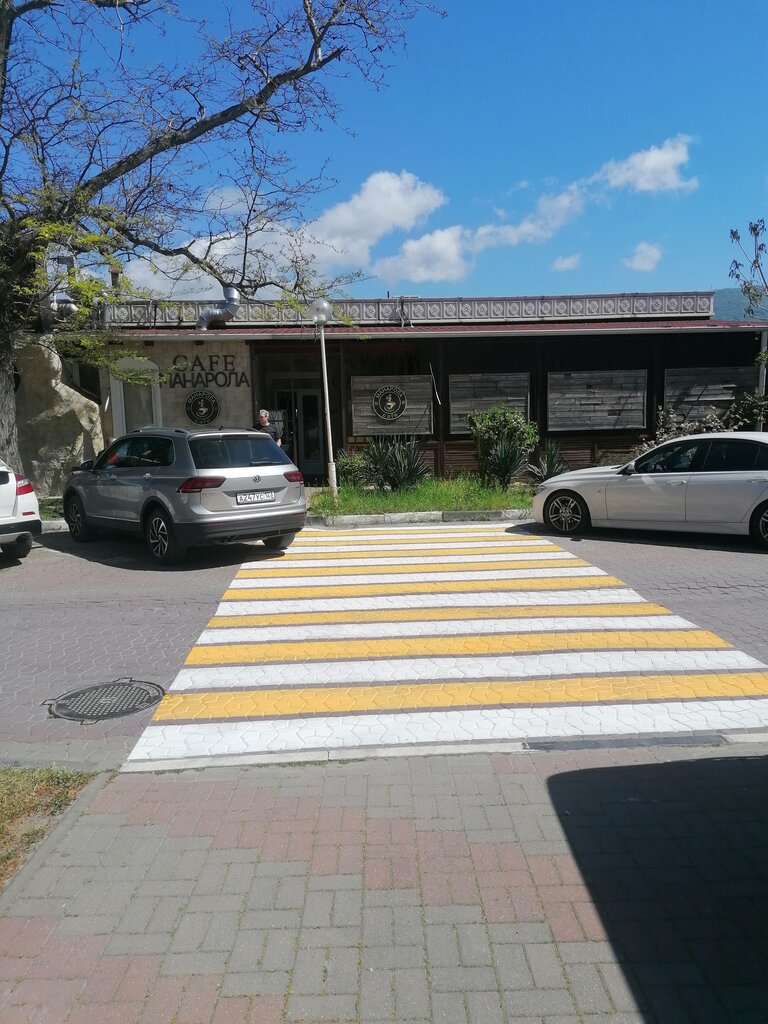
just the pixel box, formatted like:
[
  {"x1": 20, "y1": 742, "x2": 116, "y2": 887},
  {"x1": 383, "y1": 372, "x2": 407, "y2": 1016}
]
[
  {"x1": 177, "y1": 476, "x2": 226, "y2": 493},
  {"x1": 15, "y1": 475, "x2": 34, "y2": 496},
  {"x1": 284, "y1": 470, "x2": 304, "y2": 483}
]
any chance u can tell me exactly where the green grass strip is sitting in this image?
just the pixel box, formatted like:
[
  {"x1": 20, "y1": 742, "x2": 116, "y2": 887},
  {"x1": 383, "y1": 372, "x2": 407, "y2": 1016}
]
[{"x1": 310, "y1": 476, "x2": 533, "y2": 515}]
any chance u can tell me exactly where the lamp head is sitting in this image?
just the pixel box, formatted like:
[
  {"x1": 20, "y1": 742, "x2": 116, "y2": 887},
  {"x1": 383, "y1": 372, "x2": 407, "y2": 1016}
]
[{"x1": 309, "y1": 297, "x2": 332, "y2": 326}]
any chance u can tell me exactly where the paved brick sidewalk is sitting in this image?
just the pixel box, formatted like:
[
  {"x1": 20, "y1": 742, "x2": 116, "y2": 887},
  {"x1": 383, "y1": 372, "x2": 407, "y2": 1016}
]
[{"x1": 2, "y1": 744, "x2": 768, "y2": 1023}]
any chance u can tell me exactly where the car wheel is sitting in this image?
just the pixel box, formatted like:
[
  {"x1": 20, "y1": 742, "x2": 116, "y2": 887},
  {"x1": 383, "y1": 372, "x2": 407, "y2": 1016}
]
[
  {"x1": 750, "y1": 501, "x2": 768, "y2": 550},
  {"x1": 1, "y1": 535, "x2": 32, "y2": 559},
  {"x1": 544, "y1": 491, "x2": 590, "y2": 535},
  {"x1": 263, "y1": 532, "x2": 297, "y2": 551},
  {"x1": 66, "y1": 494, "x2": 94, "y2": 542},
  {"x1": 144, "y1": 507, "x2": 186, "y2": 564}
]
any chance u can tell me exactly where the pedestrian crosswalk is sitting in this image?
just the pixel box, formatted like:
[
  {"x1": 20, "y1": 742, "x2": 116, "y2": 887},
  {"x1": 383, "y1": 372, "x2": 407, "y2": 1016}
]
[{"x1": 124, "y1": 524, "x2": 768, "y2": 769}]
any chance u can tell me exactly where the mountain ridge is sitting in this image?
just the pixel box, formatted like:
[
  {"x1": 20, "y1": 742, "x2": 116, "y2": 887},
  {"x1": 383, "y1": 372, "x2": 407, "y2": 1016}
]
[{"x1": 713, "y1": 287, "x2": 768, "y2": 321}]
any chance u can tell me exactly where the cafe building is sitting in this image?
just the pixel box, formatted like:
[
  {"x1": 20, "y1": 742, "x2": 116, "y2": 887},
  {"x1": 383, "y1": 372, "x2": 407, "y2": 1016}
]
[{"x1": 101, "y1": 290, "x2": 768, "y2": 481}]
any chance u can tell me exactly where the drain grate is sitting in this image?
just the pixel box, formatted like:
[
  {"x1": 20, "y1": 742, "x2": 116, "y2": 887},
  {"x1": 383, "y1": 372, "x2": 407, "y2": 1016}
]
[{"x1": 45, "y1": 678, "x2": 165, "y2": 722}]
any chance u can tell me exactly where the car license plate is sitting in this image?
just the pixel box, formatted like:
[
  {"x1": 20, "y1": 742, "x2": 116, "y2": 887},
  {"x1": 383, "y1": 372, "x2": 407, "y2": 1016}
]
[{"x1": 236, "y1": 490, "x2": 275, "y2": 505}]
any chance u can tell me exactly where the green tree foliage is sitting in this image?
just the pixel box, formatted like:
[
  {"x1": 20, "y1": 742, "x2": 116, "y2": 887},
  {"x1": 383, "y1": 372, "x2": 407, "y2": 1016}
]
[
  {"x1": 0, "y1": 0, "x2": 441, "y2": 468},
  {"x1": 729, "y1": 221, "x2": 768, "y2": 429},
  {"x1": 730, "y1": 220, "x2": 768, "y2": 324},
  {"x1": 467, "y1": 406, "x2": 539, "y2": 488}
]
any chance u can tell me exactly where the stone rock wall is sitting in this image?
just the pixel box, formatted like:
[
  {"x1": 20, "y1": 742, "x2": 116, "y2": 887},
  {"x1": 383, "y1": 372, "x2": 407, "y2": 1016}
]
[{"x1": 14, "y1": 338, "x2": 104, "y2": 497}]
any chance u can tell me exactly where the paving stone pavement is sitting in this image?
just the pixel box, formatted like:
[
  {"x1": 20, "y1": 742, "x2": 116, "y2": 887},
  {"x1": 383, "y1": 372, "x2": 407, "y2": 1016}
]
[
  {"x1": 127, "y1": 523, "x2": 768, "y2": 768},
  {"x1": 0, "y1": 532, "x2": 270, "y2": 768},
  {"x1": 3, "y1": 520, "x2": 768, "y2": 771},
  {"x1": 543, "y1": 525, "x2": 768, "y2": 668},
  {"x1": 2, "y1": 746, "x2": 768, "y2": 1023},
  {"x1": 3, "y1": 521, "x2": 768, "y2": 1021}
]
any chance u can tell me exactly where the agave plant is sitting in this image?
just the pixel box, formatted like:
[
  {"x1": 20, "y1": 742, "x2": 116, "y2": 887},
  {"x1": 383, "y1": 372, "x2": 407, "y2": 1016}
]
[
  {"x1": 361, "y1": 435, "x2": 431, "y2": 491},
  {"x1": 484, "y1": 434, "x2": 526, "y2": 489},
  {"x1": 527, "y1": 442, "x2": 570, "y2": 483}
]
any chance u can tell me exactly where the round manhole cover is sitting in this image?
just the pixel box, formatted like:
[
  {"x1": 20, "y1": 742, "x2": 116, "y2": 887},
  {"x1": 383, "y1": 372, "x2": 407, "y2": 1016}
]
[{"x1": 46, "y1": 679, "x2": 165, "y2": 722}]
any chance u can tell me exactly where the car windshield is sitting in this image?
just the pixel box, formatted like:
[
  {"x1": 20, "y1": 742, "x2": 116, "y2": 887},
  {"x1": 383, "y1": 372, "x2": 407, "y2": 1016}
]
[{"x1": 190, "y1": 435, "x2": 293, "y2": 469}]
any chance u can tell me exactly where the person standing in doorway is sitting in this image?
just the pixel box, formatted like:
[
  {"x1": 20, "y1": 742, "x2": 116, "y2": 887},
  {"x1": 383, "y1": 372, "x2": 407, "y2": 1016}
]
[{"x1": 254, "y1": 409, "x2": 282, "y2": 446}]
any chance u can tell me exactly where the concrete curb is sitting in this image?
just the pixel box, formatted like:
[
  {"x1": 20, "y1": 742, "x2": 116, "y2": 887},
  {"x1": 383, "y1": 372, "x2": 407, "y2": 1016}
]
[
  {"x1": 307, "y1": 509, "x2": 533, "y2": 527},
  {"x1": 40, "y1": 518, "x2": 69, "y2": 534},
  {"x1": 42, "y1": 510, "x2": 534, "y2": 534}
]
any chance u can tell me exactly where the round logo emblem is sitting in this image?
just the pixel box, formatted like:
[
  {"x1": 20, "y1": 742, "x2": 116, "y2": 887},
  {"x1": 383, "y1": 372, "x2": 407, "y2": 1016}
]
[
  {"x1": 185, "y1": 390, "x2": 220, "y2": 425},
  {"x1": 372, "y1": 385, "x2": 407, "y2": 421}
]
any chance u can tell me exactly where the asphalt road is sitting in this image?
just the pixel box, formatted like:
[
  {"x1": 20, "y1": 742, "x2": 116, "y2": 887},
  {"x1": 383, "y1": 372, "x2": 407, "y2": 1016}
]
[
  {"x1": 2, "y1": 521, "x2": 767, "y2": 771},
  {"x1": 0, "y1": 529, "x2": 263, "y2": 768}
]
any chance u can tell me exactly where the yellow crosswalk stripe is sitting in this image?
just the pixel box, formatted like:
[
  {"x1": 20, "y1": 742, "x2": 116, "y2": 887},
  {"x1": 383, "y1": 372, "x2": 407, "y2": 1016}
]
[
  {"x1": 222, "y1": 576, "x2": 626, "y2": 601},
  {"x1": 184, "y1": 629, "x2": 728, "y2": 666},
  {"x1": 154, "y1": 671, "x2": 768, "y2": 721},
  {"x1": 206, "y1": 602, "x2": 673, "y2": 628}
]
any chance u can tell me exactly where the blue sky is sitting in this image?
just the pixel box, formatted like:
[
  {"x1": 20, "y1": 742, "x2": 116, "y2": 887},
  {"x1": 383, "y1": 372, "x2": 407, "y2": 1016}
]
[{"x1": 132, "y1": 0, "x2": 768, "y2": 299}]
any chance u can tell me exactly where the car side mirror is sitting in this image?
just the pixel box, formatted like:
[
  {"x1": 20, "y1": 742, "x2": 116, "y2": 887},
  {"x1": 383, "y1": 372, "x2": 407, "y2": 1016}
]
[
  {"x1": 621, "y1": 462, "x2": 636, "y2": 476},
  {"x1": 78, "y1": 460, "x2": 95, "y2": 472}
]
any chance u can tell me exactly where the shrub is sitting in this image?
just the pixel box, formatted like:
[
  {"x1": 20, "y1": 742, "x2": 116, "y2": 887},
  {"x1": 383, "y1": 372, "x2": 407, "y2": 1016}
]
[
  {"x1": 335, "y1": 448, "x2": 368, "y2": 488},
  {"x1": 361, "y1": 435, "x2": 431, "y2": 491},
  {"x1": 527, "y1": 442, "x2": 570, "y2": 483},
  {"x1": 467, "y1": 406, "x2": 538, "y2": 488},
  {"x1": 723, "y1": 392, "x2": 768, "y2": 431},
  {"x1": 630, "y1": 407, "x2": 727, "y2": 458}
]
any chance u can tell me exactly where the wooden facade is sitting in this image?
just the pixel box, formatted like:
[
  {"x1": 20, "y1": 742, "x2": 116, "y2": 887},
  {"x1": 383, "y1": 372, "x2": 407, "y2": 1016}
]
[
  {"x1": 111, "y1": 291, "x2": 767, "y2": 481},
  {"x1": 249, "y1": 323, "x2": 766, "y2": 478},
  {"x1": 449, "y1": 373, "x2": 529, "y2": 432},
  {"x1": 547, "y1": 370, "x2": 647, "y2": 431}
]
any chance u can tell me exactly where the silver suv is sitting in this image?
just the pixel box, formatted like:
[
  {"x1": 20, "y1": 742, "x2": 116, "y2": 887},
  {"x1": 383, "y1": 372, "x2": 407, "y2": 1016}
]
[{"x1": 63, "y1": 427, "x2": 306, "y2": 564}]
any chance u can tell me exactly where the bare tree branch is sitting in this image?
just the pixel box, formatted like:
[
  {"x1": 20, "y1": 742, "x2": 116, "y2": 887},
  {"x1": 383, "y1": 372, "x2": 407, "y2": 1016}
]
[{"x1": 0, "y1": 0, "x2": 436, "y2": 468}]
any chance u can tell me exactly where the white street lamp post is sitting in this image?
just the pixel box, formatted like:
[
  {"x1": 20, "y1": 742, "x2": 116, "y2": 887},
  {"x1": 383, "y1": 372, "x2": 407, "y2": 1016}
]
[{"x1": 309, "y1": 298, "x2": 338, "y2": 499}]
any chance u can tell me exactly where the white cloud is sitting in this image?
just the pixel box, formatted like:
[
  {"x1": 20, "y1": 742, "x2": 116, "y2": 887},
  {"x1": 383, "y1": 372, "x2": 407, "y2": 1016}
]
[
  {"x1": 471, "y1": 185, "x2": 586, "y2": 253},
  {"x1": 623, "y1": 241, "x2": 663, "y2": 272},
  {"x1": 307, "y1": 171, "x2": 446, "y2": 268},
  {"x1": 552, "y1": 253, "x2": 581, "y2": 271},
  {"x1": 373, "y1": 136, "x2": 695, "y2": 284},
  {"x1": 593, "y1": 134, "x2": 698, "y2": 193},
  {"x1": 372, "y1": 184, "x2": 587, "y2": 282},
  {"x1": 122, "y1": 136, "x2": 698, "y2": 295},
  {"x1": 374, "y1": 226, "x2": 468, "y2": 283}
]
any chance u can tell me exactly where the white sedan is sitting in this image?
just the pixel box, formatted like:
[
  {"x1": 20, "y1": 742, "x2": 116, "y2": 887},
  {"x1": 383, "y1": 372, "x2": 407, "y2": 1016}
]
[
  {"x1": 532, "y1": 431, "x2": 768, "y2": 548},
  {"x1": 0, "y1": 457, "x2": 42, "y2": 559}
]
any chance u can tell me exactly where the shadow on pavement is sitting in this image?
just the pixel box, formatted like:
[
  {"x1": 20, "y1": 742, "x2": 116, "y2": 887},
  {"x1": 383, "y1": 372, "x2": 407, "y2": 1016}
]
[
  {"x1": 510, "y1": 521, "x2": 763, "y2": 554},
  {"x1": 548, "y1": 756, "x2": 768, "y2": 1023},
  {"x1": 37, "y1": 530, "x2": 287, "y2": 571}
]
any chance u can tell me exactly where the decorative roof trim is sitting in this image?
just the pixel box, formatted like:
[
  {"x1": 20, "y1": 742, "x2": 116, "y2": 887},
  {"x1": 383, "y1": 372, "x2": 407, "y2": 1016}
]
[{"x1": 107, "y1": 291, "x2": 714, "y2": 329}]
